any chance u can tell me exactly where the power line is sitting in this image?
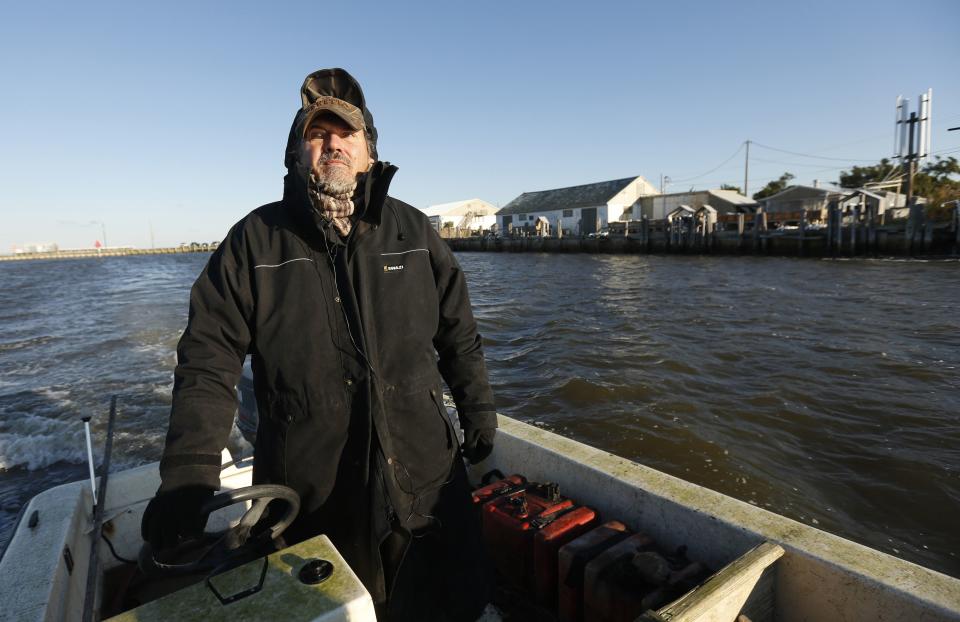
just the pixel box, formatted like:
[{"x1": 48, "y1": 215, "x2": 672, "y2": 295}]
[
  {"x1": 655, "y1": 136, "x2": 957, "y2": 196},
  {"x1": 670, "y1": 142, "x2": 745, "y2": 183},
  {"x1": 736, "y1": 150, "x2": 955, "y2": 190},
  {"x1": 753, "y1": 147, "x2": 957, "y2": 169},
  {"x1": 751, "y1": 141, "x2": 878, "y2": 162},
  {"x1": 930, "y1": 147, "x2": 960, "y2": 157},
  {"x1": 679, "y1": 149, "x2": 958, "y2": 195},
  {"x1": 751, "y1": 156, "x2": 860, "y2": 168},
  {"x1": 690, "y1": 164, "x2": 854, "y2": 191}
]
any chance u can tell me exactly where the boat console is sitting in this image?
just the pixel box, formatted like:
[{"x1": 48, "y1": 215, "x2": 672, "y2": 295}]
[{"x1": 106, "y1": 533, "x2": 375, "y2": 621}]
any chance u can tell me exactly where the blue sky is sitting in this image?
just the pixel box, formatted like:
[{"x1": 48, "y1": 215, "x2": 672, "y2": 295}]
[{"x1": 1, "y1": 0, "x2": 958, "y2": 251}]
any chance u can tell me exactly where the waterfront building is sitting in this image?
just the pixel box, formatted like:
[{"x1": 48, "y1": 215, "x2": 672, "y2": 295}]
[
  {"x1": 631, "y1": 189, "x2": 756, "y2": 221},
  {"x1": 420, "y1": 198, "x2": 498, "y2": 235},
  {"x1": 758, "y1": 184, "x2": 912, "y2": 224},
  {"x1": 496, "y1": 176, "x2": 657, "y2": 236}
]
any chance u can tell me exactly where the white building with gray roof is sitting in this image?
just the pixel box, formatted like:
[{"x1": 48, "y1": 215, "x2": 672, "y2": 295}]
[
  {"x1": 496, "y1": 176, "x2": 657, "y2": 236},
  {"x1": 420, "y1": 198, "x2": 498, "y2": 232}
]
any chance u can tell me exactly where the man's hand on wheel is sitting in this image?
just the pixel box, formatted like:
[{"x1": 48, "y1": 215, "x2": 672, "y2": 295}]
[{"x1": 141, "y1": 485, "x2": 215, "y2": 551}]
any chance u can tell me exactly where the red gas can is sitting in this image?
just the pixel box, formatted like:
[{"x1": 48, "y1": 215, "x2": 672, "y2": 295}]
[
  {"x1": 557, "y1": 520, "x2": 632, "y2": 622},
  {"x1": 471, "y1": 474, "x2": 527, "y2": 507},
  {"x1": 482, "y1": 482, "x2": 574, "y2": 589},
  {"x1": 532, "y1": 505, "x2": 601, "y2": 608}
]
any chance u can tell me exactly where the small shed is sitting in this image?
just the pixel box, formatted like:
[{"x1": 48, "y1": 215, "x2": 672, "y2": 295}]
[
  {"x1": 666, "y1": 205, "x2": 696, "y2": 221},
  {"x1": 534, "y1": 216, "x2": 551, "y2": 236},
  {"x1": 695, "y1": 204, "x2": 718, "y2": 230},
  {"x1": 840, "y1": 189, "x2": 914, "y2": 222}
]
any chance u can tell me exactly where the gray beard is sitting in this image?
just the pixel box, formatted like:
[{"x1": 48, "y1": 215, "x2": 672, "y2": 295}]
[
  {"x1": 309, "y1": 173, "x2": 357, "y2": 201},
  {"x1": 310, "y1": 150, "x2": 360, "y2": 195},
  {"x1": 314, "y1": 172, "x2": 358, "y2": 196}
]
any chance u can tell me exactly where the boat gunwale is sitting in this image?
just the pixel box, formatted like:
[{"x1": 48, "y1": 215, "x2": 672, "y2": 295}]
[
  {"x1": 474, "y1": 415, "x2": 960, "y2": 621},
  {"x1": 2, "y1": 416, "x2": 959, "y2": 621}
]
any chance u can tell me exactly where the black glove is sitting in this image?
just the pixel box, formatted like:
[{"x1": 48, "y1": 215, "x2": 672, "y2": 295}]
[
  {"x1": 462, "y1": 426, "x2": 496, "y2": 464},
  {"x1": 141, "y1": 485, "x2": 215, "y2": 551}
]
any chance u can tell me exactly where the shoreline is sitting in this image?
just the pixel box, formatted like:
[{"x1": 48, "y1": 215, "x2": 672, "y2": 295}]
[{"x1": 0, "y1": 246, "x2": 214, "y2": 262}]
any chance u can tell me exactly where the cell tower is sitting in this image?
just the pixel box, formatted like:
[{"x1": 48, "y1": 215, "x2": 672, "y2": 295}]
[
  {"x1": 895, "y1": 90, "x2": 932, "y2": 162},
  {"x1": 894, "y1": 88, "x2": 932, "y2": 206}
]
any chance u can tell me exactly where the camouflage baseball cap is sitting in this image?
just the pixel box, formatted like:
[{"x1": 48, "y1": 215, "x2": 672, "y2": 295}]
[
  {"x1": 283, "y1": 68, "x2": 379, "y2": 168},
  {"x1": 299, "y1": 68, "x2": 375, "y2": 139},
  {"x1": 302, "y1": 95, "x2": 365, "y2": 133}
]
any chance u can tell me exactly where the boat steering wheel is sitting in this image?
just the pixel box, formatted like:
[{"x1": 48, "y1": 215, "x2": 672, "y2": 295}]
[{"x1": 138, "y1": 484, "x2": 300, "y2": 578}]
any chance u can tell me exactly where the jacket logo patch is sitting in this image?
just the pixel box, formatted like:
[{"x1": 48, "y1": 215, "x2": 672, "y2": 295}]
[{"x1": 383, "y1": 264, "x2": 404, "y2": 273}]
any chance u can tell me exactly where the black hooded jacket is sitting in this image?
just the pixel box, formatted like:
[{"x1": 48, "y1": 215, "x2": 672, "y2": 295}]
[
  {"x1": 157, "y1": 112, "x2": 496, "y2": 615},
  {"x1": 160, "y1": 158, "x2": 496, "y2": 493}
]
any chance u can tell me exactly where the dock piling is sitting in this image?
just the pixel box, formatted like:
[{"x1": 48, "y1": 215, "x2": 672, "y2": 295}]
[
  {"x1": 954, "y1": 204, "x2": 960, "y2": 255},
  {"x1": 851, "y1": 206, "x2": 859, "y2": 256},
  {"x1": 905, "y1": 204, "x2": 917, "y2": 255},
  {"x1": 752, "y1": 211, "x2": 761, "y2": 253},
  {"x1": 799, "y1": 210, "x2": 806, "y2": 256}
]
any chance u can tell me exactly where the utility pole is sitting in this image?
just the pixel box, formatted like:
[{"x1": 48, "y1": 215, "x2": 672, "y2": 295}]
[
  {"x1": 904, "y1": 112, "x2": 918, "y2": 206},
  {"x1": 149, "y1": 221, "x2": 155, "y2": 249},
  {"x1": 895, "y1": 90, "x2": 932, "y2": 255},
  {"x1": 743, "y1": 140, "x2": 750, "y2": 198},
  {"x1": 660, "y1": 174, "x2": 670, "y2": 220}
]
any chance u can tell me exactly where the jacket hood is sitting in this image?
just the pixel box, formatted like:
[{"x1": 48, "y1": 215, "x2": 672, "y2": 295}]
[
  {"x1": 284, "y1": 68, "x2": 378, "y2": 170},
  {"x1": 281, "y1": 69, "x2": 397, "y2": 231}
]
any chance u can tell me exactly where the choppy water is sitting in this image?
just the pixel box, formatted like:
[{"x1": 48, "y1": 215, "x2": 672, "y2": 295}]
[{"x1": 0, "y1": 253, "x2": 958, "y2": 577}]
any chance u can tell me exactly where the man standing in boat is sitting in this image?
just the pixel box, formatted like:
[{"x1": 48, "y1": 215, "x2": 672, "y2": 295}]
[{"x1": 142, "y1": 68, "x2": 497, "y2": 621}]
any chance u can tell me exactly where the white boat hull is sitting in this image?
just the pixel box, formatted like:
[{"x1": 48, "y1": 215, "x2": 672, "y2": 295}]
[{"x1": 1, "y1": 416, "x2": 958, "y2": 621}]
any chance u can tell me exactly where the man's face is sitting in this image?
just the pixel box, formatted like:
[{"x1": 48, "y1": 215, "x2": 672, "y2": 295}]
[{"x1": 301, "y1": 113, "x2": 372, "y2": 191}]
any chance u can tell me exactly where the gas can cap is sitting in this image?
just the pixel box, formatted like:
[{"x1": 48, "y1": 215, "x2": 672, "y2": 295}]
[{"x1": 298, "y1": 559, "x2": 334, "y2": 585}]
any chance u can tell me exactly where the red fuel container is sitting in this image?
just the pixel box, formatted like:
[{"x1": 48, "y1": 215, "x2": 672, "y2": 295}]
[
  {"x1": 583, "y1": 532, "x2": 660, "y2": 622},
  {"x1": 471, "y1": 474, "x2": 527, "y2": 507},
  {"x1": 557, "y1": 520, "x2": 632, "y2": 622},
  {"x1": 532, "y1": 505, "x2": 601, "y2": 608},
  {"x1": 482, "y1": 483, "x2": 573, "y2": 589}
]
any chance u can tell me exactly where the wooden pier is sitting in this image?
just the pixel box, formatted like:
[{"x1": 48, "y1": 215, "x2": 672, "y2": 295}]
[{"x1": 447, "y1": 204, "x2": 960, "y2": 258}]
